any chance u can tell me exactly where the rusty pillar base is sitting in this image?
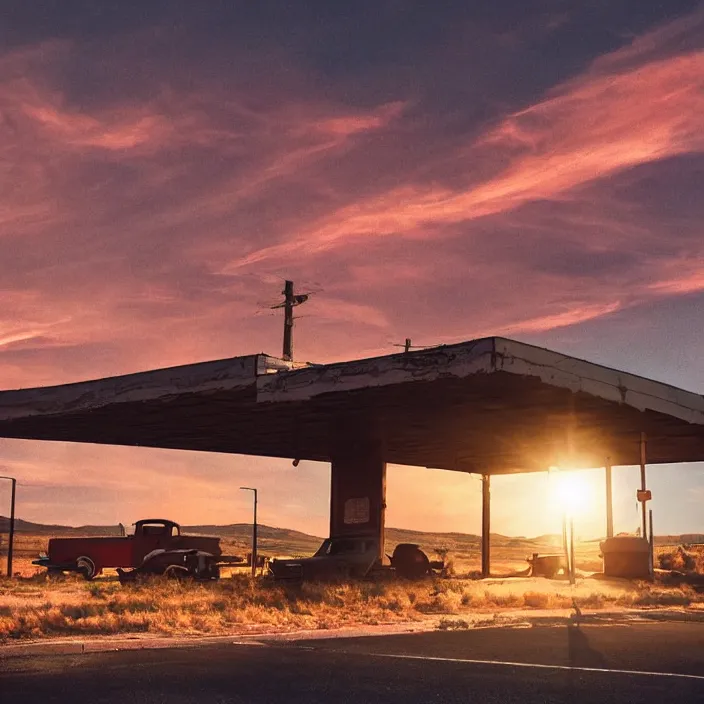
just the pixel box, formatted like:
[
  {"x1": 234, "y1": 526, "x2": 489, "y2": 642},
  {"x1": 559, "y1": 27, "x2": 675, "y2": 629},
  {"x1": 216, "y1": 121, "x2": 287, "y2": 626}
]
[{"x1": 330, "y1": 446, "x2": 386, "y2": 561}]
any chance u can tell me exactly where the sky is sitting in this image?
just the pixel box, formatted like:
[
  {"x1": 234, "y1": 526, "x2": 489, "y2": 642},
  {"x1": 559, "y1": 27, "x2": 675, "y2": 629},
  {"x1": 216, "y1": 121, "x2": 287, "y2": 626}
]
[{"x1": 0, "y1": 1, "x2": 703, "y2": 540}]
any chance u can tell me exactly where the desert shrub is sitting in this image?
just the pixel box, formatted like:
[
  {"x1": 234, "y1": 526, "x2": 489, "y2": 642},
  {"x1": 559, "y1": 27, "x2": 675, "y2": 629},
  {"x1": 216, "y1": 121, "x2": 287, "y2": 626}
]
[
  {"x1": 577, "y1": 593, "x2": 605, "y2": 609},
  {"x1": 627, "y1": 588, "x2": 692, "y2": 607},
  {"x1": 460, "y1": 590, "x2": 475, "y2": 607},
  {"x1": 415, "y1": 589, "x2": 463, "y2": 613},
  {"x1": 383, "y1": 597, "x2": 405, "y2": 613},
  {"x1": 60, "y1": 604, "x2": 103, "y2": 620},
  {"x1": 87, "y1": 583, "x2": 106, "y2": 599},
  {"x1": 360, "y1": 581, "x2": 388, "y2": 599},
  {"x1": 523, "y1": 591, "x2": 550, "y2": 609},
  {"x1": 437, "y1": 617, "x2": 470, "y2": 630},
  {"x1": 658, "y1": 546, "x2": 699, "y2": 572},
  {"x1": 486, "y1": 592, "x2": 522, "y2": 608}
]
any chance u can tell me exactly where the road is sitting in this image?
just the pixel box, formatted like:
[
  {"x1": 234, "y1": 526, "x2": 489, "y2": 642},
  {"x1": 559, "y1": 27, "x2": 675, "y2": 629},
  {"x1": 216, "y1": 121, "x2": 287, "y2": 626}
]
[{"x1": 2, "y1": 622, "x2": 703, "y2": 702}]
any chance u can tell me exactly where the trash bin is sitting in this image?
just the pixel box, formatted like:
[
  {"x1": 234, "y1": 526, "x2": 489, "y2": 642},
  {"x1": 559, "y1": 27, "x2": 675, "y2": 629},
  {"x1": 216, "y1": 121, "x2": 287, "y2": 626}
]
[
  {"x1": 527, "y1": 553, "x2": 564, "y2": 578},
  {"x1": 600, "y1": 537, "x2": 650, "y2": 578}
]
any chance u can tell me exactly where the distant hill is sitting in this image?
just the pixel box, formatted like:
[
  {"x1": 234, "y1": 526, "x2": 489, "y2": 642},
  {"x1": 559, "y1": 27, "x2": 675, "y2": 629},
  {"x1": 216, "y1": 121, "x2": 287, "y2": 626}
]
[
  {"x1": 182, "y1": 523, "x2": 323, "y2": 543},
  {"x1": 0, "y1": 517, "x2": 121, "y2": 536},
  {"x1": 2, "y1": 517, "x2": 701, "y2": 551},
  {"x1": 0, "y1": 517, "x2": 324, "y2": 552},
  {"x1": 655, "y1": 534, "x2": 704, "y2": 545},
  {"x1": 0, "y1": 517, "x2": 511, "y2": 545}
]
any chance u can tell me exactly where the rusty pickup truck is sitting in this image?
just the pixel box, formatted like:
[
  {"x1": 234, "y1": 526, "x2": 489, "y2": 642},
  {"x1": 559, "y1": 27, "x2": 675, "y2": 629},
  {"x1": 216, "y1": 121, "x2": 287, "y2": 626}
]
[{"x1": 33, "y1": 519, "x2": 222, "y2": 580}]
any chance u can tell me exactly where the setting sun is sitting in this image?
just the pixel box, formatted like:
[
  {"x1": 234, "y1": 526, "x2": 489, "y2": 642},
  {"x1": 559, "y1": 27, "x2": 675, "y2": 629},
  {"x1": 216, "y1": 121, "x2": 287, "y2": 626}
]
[{"x1": 549, "y1": 469, "x2": 597, "y2": 518}]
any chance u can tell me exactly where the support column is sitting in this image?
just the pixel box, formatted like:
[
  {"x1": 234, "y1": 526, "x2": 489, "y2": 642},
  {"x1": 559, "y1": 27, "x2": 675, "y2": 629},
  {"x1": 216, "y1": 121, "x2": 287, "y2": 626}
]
[
  {"x1": 330, "y1": 446, "x2": 386, "y2": 561},
  {"x1": 605, "y1": 458, "x2": 614, "y2": 539},
  {"x1": 481, "y1": 474, "x2": 491, "y2": 578}
]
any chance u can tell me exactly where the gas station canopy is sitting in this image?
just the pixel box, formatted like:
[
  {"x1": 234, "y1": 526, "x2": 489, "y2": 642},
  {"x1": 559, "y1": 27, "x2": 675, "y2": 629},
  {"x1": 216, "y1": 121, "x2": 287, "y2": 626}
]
[{"x1": 0, "y1": 337, "x2": 702, "y2": 473}]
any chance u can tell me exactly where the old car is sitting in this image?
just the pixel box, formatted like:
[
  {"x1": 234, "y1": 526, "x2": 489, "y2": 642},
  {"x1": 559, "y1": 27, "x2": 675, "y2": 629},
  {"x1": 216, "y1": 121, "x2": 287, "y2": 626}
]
[
  {"x1": 270, "y1": 535, "x2": 381, "y2": 581},
  {"x1": 270, "y1": 536, "x2": 440, "y2": 581},
  {"x1": 116, "y1": 548, "x2": 222, "y2": 583},
  {"x1": 33, "y1": 518, "x2": 222, "y2": 580}
]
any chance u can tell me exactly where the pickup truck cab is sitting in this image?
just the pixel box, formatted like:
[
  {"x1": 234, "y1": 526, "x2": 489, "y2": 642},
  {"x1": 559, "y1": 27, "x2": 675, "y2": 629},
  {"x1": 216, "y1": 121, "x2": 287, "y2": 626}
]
[{"x1": 33, "y1": 519, "x2": 221, "y2": 579}]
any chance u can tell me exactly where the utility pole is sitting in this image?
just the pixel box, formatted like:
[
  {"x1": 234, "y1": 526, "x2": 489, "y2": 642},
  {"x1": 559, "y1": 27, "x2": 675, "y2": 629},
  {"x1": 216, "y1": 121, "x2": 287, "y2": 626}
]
[
  {"x1": 393, "y1": 338, "x2": 434, "y2": 353},
  {"x1": 605, "y1": 458, "x2": 614, "y2": 539},
  {"x1": 272, "y1": 280, "x2": 309, "y2": 362},
  {"x1": 569, "y1": 515, "x2": 576, "y2": 584},
  {"x1": 0, "y1": 476, "x2": 16, "y2": 578},
  {"x1": 282, "y1": 280, "x2": 294, "y2": 361}
]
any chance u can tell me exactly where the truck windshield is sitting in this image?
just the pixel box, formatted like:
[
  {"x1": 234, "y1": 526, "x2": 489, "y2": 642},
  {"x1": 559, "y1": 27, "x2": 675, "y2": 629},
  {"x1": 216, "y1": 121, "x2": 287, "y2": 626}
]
[
  {"x1": 314, "y1": 539, "x2": 332, "y2": 556},
  {"x1": 142, "y1": 525, "x2": 167, "y2": 536}
]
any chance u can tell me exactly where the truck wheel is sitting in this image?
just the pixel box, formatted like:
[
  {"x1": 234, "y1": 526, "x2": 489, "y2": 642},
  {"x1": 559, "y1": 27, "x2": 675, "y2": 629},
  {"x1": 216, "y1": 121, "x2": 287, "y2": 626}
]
[{"x1": 76, "y1": 556, "x2": 97, "y2": 581}]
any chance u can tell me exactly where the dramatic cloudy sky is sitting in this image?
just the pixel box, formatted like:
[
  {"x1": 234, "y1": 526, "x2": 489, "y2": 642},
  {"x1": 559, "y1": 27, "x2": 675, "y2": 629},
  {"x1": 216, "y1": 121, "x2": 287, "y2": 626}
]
[{"x1": 0, "y1": 1, "x2": 702, "y2": 539}]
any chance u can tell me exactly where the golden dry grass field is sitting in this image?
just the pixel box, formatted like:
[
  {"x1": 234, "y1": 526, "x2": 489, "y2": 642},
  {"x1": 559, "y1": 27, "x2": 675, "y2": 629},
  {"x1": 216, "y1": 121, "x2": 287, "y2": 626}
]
[
  {"x1": 1, "y1": 529, "x2": 702, "y2": 642},
  {"x1": 2, "y1": 567, "x2": 703, "y2": 642}
]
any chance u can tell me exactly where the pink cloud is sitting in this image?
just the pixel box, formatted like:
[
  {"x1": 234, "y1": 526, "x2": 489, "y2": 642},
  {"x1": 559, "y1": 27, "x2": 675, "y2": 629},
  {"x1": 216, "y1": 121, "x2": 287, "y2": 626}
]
[
  {"x1": 22, "y1": 105, "x2": 169, "y2": 151},
  {"x1": 305, "y1": 297, "x2": 390, "y2": 330},
  {"x1": 649, "y1": 269, "x2": 704, "y2": 295},
  {"x1": 492, "y1": 302, "x2": 623, "y2": 335},
  {"x1": 225, "y1": 15, "x2": 704, "y2": 271},
  {"x1": 311, "y1": 101, "x2": 405, "y2": 137},
  {"x1": 0, "y1": 10, "x2": 702, "y2": 394}
]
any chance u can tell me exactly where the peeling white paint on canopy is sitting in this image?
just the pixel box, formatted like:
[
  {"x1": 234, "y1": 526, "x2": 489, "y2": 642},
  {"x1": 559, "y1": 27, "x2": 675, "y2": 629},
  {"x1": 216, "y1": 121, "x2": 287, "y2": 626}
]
[
  {"x1": 0, "y1": 337, "x2": 702, "y2": 471},
  {"x1": 0, "y1": 354, "x2": 291, "y2": 421},
  {"x1": 257, "y1": 338, "x2": 704, "y2": 426}
]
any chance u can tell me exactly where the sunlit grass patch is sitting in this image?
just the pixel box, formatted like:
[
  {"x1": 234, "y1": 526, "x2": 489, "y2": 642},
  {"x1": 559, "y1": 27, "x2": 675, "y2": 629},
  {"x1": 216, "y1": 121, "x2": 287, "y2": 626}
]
[{"x1": 1, "y1": 570, "x2": 703, "y2": 642}]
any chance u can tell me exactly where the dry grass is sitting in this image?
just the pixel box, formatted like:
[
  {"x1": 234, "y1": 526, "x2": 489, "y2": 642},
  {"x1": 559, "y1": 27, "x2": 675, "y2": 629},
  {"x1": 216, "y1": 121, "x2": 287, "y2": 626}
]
[
  {"x1": 2, "y1": 532, "x2": 701, "y2": 642},
  {"x1": 656, "y1": 545, "x2": 704, "y2": 573},
  {"x1": 1, "y1": 570, "x2": 702, "y2": 642}
]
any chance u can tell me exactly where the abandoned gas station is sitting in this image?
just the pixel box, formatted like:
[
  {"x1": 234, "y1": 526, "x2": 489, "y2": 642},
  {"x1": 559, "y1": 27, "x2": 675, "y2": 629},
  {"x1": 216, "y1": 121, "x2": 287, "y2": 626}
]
[{"x1": 0, "y1": 336, "x2": 703, "y2": 576}]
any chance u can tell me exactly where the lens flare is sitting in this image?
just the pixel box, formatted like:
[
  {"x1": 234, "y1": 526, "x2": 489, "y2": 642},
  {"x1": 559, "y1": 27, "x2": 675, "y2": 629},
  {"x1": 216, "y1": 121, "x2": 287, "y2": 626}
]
[{"x1": 549, "y1": 470, "x2": 595, "y2": 517}]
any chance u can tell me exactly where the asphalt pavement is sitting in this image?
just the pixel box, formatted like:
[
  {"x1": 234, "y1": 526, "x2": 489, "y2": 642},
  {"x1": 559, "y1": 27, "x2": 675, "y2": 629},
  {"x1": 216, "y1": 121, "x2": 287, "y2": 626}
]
[{"x1": 2, "y1": 622, "x2": 703, "y2": 703}]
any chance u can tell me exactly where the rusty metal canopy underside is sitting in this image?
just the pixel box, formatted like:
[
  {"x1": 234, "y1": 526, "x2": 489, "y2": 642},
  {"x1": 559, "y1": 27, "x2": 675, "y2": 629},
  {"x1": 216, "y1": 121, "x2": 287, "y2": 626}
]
[{"x1": 0, "y1": 337, "x2": 702, "y2": 474}]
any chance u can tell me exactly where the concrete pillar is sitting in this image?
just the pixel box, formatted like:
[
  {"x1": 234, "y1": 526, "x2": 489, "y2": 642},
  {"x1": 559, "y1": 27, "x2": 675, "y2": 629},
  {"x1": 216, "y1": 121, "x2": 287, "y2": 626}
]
[
  {"x1": 330, "y1": 446, "x2": 386, "y2": 560},
  {"x1": 605, "y1": 459, "x2": 614, "y2": 539},
  {"x1": 481, "y1": 474, "x2": 491, "y2": 578}
]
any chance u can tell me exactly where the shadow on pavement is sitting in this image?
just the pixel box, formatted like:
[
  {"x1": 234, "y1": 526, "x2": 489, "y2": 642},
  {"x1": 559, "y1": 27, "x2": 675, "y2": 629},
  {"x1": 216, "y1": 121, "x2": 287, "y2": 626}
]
[{"x1": 567, "y1": 623, "x2": 607, "y2": 668}]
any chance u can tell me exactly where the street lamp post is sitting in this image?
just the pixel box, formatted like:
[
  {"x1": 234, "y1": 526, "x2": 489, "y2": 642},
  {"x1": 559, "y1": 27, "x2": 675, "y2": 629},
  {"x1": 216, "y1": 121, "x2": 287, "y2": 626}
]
[
  {"x1": 240, "y1": 487, "x2": 258, "y2": 578},
  {"x1": 0, "y1": 476, "x2": 17, "y2": 578}
]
